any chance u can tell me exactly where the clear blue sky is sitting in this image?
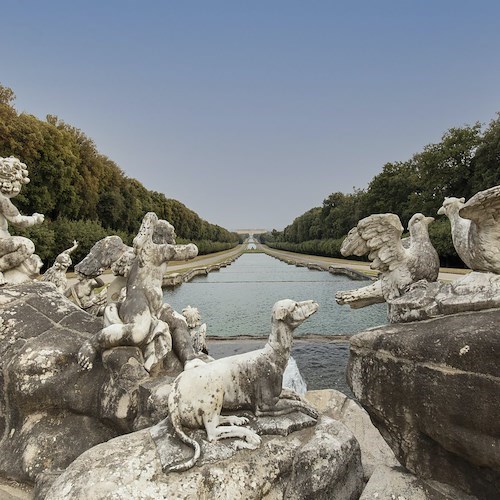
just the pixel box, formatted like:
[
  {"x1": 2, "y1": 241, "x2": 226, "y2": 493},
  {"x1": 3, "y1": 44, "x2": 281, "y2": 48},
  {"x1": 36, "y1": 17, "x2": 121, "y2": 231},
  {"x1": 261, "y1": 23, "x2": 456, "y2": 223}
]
[{"x1": 3, "y1": 1, "x2": 500, "y2": 230}]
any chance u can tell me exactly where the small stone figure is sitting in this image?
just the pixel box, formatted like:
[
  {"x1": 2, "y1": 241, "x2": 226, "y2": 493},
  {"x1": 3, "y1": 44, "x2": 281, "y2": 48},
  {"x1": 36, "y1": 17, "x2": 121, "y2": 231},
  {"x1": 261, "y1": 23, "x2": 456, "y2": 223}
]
[
  {"x1": 182, "y1": 305, "x2": 208, "y2": 355},
  {"x1": 437, "y1": 185, "x2": 500, "y2": 273},
  {"x1": 336, "y1": 212, "x2": 439, "y2": 306},
  {"x1": 0, "y1": 156, "x2": 44, "y2": 284},
  {"x1": 66, "y1": 272, "x2": 108, "y2": 316},
  {"x1": 167, "y1": 299, "x2": 319, "y2": 473},
  {"x1": 77, "y1": 212, "x2": 198, "y2": 372},
  {"x1": 42, "y1": 240, "x2": 78, "y2": 293}
]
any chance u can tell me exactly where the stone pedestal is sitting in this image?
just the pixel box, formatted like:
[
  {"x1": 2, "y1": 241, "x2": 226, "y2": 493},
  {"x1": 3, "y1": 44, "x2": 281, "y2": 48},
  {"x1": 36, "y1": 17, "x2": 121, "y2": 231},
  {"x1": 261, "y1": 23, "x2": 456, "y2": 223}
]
[{"x1": 348, "y1": 308, "x2": 500, "y2": 499}]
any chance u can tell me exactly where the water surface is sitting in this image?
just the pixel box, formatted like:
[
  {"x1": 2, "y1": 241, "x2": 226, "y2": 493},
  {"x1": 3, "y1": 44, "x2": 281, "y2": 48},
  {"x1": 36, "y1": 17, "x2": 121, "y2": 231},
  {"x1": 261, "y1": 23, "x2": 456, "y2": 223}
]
[{"x1": 164, "y1": 253, "x2": 386, "y2": 337}]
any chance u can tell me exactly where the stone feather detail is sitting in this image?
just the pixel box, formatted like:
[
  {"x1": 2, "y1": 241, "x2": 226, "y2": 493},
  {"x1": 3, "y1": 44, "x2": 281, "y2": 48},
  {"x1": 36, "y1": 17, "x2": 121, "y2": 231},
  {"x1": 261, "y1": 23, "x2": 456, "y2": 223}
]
[{"x1": 340, "y1": 213, "x2": 439, "y2": 300}]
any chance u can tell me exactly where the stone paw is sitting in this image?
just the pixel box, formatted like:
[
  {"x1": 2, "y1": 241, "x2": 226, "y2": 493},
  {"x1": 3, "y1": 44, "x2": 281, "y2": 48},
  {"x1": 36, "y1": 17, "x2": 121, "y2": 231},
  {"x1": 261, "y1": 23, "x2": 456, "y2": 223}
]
[
  {"x1": 77, "y1": 342, "x2": 96, "y2": 370},
  {"x1": 227, "y1": 416, "x2": 248, "y2": 426},
  {"x1": 245, "y1": 432, "x2": 262, "y2": 448}
]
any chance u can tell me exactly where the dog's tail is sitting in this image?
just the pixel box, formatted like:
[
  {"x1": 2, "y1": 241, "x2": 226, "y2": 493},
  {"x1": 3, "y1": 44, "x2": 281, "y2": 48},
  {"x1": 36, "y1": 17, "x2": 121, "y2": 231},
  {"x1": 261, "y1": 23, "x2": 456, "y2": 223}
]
[{"x1": 165, "y1": 386, "x2": 201, "y2": 473}]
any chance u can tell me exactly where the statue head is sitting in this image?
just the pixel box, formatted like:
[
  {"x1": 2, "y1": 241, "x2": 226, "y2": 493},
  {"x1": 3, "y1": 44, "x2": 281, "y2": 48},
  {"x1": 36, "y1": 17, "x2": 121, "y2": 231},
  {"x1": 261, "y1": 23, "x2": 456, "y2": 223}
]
[
  {"x1": 437, "y1": 196, "x2": 466, "y2": 217},
  {"x1": 55, "y1": 253, "x2": 72, "y2": 270},
  {"x1": 153, "y1": 219, "x2": 176, "y2": 244},
  {"x1": 0, "y1": 157, "x2": 30, "y2": 198},
  {"x1": 407, "y1": 213, "x2": 434, "y2": 231},
  {"x1": 111, "y1": 249, "x2": 135, "y2": 277},
  {"x1": 182, "y1": 305, "x2": 201, "y2": 328}
]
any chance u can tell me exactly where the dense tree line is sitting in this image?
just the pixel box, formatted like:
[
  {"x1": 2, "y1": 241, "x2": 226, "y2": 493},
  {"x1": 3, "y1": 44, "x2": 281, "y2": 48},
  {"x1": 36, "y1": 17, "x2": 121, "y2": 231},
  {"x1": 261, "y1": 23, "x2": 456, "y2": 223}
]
[
  {"x1": 0, "y1": 84, "x2": 239, "y2": 266},
  {"x1": 262, "y1": 115, "x2": 500, "y2": 267}
]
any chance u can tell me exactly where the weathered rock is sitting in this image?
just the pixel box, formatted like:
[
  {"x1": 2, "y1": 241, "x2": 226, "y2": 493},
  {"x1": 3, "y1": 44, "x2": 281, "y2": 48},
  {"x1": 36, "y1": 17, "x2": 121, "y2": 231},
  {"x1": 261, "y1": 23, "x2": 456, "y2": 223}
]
[
  {"x1": 388, "y1": 271, "x2": 500, "y2": 322},
  {"x1": 360, "y1": 465, "x2": 478, "y2": 500},
  {"x1": 0, "y1": 478, "x2": 33, "y2": 500},
  {"x1": 348, "y1": 308, "x2": 500, "y2": 499},
  {"x1": 45, "y1": 414, "x2": 364, "y2": 500},
  {"x1": 306, "y1": 389, "x2": 398, "y2": 480}
]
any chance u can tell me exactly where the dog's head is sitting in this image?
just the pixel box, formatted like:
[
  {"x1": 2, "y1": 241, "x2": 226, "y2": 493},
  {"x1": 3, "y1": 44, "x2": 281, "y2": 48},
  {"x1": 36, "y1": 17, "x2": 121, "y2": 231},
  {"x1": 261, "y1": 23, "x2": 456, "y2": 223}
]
[{"x1": 272, "y1": 299, "x2": 319, "y2": 329}]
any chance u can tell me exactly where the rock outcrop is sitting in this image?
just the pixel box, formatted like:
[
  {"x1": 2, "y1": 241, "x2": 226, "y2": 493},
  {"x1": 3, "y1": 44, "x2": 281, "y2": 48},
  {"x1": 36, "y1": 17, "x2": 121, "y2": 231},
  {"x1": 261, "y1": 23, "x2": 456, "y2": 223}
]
[
  {"x1": 388, "y1": 271, "x2": 500, "y2": 322},
  {"x1": 305, "y1": 389, "x2": 398, "y2": 480},
  {"x1": 45, "y1": 415, "x2": 364, "y2": 500},
  {"x1": 359, "y1": 465, "x2": 478, "y2": 500},
  {"x1": 348, "y1": 308, "x2": 500, "y2": 499}
]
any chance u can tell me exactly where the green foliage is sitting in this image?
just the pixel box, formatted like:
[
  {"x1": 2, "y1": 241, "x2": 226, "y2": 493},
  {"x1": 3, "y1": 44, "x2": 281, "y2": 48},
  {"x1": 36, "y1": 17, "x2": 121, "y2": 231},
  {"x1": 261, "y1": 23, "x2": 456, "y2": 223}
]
[
  {"x1": 266, "y1": 238, "x2": 345, "y2": 258},
  {"x1": 274, "y1": 113, "x2": 500, "y2": 267},
  {"x1": 0, "y1": 83, "x2": 239, "y2": 266},
  {"x1": 178, "y1": 239, "x2": 239, "y2": 255}
]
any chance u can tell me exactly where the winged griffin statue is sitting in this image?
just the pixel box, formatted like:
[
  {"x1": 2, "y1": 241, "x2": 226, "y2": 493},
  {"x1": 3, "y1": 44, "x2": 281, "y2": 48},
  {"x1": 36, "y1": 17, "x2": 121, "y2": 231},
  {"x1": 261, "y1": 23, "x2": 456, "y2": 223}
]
[
  {"x1": 336, "y1": 213, "x2": 440, "y2": 308},
  {"x1": 437, "y1": 185, "x2": 500, "y2": 273}
]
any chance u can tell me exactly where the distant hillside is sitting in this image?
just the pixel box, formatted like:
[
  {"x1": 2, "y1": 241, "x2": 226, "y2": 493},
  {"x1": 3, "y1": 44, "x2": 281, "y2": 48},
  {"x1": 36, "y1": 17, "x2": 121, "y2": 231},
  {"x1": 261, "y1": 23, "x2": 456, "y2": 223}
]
[
  {"x1": 0, "y1": 84, "x2": 239, "y2": 265},
  {"x1": 262, "y1": 113, "x2": 500, "y2": 267}
]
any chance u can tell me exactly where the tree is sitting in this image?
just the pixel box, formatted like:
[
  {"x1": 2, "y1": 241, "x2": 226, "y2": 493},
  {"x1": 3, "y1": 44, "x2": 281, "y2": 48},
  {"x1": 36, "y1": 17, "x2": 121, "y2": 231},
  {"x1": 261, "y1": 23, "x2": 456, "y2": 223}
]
[
  {"x1": 471, "y1": 114, "x2": 500, "y2": 192},
  {"x1": 410, "y1": 124, "x2": 482, "y2": 215},
  {"x1": 0, "y1": 84, "x2": 15, "y2": 106}
]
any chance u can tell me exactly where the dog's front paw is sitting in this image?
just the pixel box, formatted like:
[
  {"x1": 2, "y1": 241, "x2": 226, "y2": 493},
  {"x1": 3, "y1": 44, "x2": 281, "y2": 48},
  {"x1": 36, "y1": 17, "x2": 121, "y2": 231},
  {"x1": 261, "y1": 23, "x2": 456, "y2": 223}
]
[
  {"x1": 245, "y1": 432, "x2": 261, "y2": 448},
  {"x1": 232, "y1": 416, "x2": 249, "y2": 426}
]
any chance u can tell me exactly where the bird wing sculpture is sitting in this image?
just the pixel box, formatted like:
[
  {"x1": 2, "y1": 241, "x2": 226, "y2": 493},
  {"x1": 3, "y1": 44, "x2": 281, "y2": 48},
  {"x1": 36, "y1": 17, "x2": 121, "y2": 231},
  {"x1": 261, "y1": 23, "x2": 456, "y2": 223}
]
[
  {"x1": 458, "y1": 185, "x2": 500, "y2": 273},
  {"x1": 341, "y1": 213, "x2": 407, "y2": 273},
  {"x1": 340, "y1": 213, "x2": 411, "y2": 300},
  {"x1": 338, "y1": 213, "x2": 439, "y2": 304}
]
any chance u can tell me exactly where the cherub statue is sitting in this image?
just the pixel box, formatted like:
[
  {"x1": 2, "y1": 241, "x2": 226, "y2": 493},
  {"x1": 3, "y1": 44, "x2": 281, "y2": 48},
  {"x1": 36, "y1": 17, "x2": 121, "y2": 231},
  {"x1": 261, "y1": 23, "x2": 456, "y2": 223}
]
[
  {"x1": 182, "y1": 305, "x2": 208, "y2": 355},
  {"x1": 66, "y1": 272, "x2": 108, "y2": 316},
  {"x1": 0, "y1": 157, "x2": 44, "y2": 285},
  {"x1": 77, "y1": 212, "x2": 198, "y2": 372},
  {"x1": 41, "y1": 240, "x2": 78, "y2": 293}
]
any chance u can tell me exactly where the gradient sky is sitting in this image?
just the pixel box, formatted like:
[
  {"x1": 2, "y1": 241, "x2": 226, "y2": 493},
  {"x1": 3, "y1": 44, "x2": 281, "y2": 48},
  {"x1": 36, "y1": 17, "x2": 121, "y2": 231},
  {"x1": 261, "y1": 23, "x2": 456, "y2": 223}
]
[{"x1": 3, "y1": 1, "x2": 500, "y2": 230}]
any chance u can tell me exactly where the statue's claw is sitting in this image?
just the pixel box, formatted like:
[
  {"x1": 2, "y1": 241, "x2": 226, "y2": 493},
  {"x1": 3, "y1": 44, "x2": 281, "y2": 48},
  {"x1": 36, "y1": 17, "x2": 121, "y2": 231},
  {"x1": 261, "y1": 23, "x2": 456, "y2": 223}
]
[
  {"x1": 77, "y1": 342, "x2": 96, "y2": 370},
  {"x1": 223, "y1": 415, "x2": 248, "y2": 426}
]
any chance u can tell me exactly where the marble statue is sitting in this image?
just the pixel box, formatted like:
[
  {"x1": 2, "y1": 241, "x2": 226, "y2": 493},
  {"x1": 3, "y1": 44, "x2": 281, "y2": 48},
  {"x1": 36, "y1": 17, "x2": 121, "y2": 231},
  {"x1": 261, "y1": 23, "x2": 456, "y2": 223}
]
[
  {"x1": 41, "y1": 240, "x2": 78, "y2": 293},
  {"x1": 182, "y1": 305, "x2": 208, "y2": 355},
  {"x1": 166, "y1": 299, "x2": 319, "y2": 472},
  {"x1": 75, "y1": 218, "x2": 181, "y2": 302},
  {"x1": 336, "y1": 213, "x2": 439, "y2": 307},
  {"x1": 382, "y1": 184, "x2": 500, "y2": 322},
  {"x1": 66, "y1": 272, "x2": 108, "y2": 316},
  {"x1": 77, "y1": 212, "x2": 198, "y2": 372},
  {"x1": 0, "y1": 156, "x2": 44, "y2": 284},
  {"x1": 437, "y1": 185, "x2": 500, "y2": 273}
]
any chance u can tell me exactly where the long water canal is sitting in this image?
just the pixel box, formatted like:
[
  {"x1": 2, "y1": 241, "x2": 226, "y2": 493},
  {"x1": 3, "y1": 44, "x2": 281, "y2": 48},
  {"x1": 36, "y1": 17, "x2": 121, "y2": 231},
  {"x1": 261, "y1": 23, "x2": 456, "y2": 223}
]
[{"x1": 164, "y1": 253, "x2": 387, "y2": 393}]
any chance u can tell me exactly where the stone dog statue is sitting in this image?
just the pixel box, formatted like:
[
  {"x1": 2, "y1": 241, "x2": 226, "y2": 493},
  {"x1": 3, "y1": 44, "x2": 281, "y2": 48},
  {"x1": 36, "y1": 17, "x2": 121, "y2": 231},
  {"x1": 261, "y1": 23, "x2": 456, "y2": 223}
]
[
  {"x1": 166, "y1": 299, "x2": 319, "y2": 472},
  {"x1": 0, "y1": 156, "x2": 44, "y2": 285},
  {"x1": 78, "y1": 212, "x2": 198, "y2": 372}
]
